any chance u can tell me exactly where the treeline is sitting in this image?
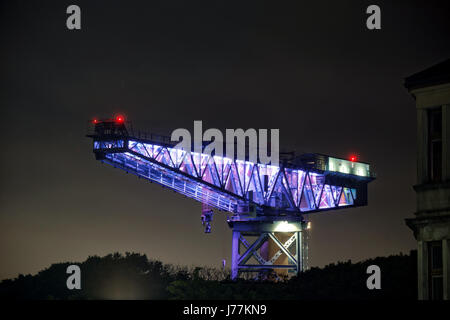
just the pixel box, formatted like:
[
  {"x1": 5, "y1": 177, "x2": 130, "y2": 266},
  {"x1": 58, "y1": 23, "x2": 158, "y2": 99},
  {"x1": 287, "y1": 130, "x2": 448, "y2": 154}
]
[{"x1": 0, "y1": 251, "x2": 417, "y2": 300}]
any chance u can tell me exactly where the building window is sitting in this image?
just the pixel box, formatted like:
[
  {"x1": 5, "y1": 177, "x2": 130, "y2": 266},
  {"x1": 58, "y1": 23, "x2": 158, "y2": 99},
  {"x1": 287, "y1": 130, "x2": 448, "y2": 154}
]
[
  {"x1": 428, "y1": 241, "x2": 443, "y2": 300},
  {"x1": 428, "y1": 107, "x2": 442, "y2": 182}
]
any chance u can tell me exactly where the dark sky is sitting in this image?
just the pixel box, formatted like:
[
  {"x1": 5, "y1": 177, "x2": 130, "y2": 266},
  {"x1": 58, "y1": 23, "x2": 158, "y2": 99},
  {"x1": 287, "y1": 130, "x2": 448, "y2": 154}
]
[{"x1": 1, "y1": 0, "x2": 449, "y2": 280}]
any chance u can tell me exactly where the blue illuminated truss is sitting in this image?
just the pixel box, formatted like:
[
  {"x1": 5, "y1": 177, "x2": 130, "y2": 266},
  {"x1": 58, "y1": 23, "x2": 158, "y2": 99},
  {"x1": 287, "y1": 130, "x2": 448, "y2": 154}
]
[{"x1": 88, "y1": 121, "x2": 374, "y2": 217}]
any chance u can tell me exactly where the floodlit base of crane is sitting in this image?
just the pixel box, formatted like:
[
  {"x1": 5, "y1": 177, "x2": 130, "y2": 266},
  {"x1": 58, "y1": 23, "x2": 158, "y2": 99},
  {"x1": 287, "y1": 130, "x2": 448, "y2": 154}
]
[{"x1": 227, "y1": 218, "x2": 308, "y2": 280}]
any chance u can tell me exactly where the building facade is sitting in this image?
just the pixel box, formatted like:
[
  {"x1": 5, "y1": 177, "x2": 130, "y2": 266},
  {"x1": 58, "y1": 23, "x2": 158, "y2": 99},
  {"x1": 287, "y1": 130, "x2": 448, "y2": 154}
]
[{"x1": 405, "y1": 59, "x2": 450, "y2": 300}]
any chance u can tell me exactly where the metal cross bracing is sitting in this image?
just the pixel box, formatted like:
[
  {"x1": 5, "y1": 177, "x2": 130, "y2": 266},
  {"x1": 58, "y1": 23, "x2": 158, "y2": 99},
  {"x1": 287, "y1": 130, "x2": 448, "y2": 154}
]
[
  {"x1": 238, "y1": 233, "x2": 299, "y2": 268},
  {"x1": 229, "y1": 219, "x2": 308, "y2": 279}
]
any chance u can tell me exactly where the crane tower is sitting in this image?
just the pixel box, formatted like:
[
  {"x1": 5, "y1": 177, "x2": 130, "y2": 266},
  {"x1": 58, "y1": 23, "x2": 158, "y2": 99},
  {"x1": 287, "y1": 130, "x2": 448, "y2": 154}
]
[{"x1": 87, "y1": 116, "x2": 375, "y2": 279}]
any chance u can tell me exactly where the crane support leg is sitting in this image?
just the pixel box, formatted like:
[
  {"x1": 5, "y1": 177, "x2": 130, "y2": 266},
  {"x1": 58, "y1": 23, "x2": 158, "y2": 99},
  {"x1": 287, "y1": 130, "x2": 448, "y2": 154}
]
[
  {"x1": 296, "y1": 231, "x2": 302, "y2": 276},
  {"x1": 231, "y1": 231, "x2": 240, "y2": 280},
  {"x1": 228, "y1": 218, "x2": 307, "y2": 280}
]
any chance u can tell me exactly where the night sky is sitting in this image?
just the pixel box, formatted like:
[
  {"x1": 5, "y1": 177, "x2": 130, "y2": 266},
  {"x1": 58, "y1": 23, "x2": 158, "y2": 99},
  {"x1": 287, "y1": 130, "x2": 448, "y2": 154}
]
[{"x1": 1, "y1": 0, "x2": 450, "y2": 280}]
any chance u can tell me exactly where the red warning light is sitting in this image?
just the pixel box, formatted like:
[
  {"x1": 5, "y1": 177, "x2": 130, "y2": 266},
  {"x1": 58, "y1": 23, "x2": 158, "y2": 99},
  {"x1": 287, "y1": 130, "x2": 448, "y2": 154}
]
[
  {"x1": 93, "y1": 119, "x2": 98, "y2": 124},
  {"x1": 350, "y1": 155, "x2": 357, "y2": 162},
  {"x1": 115, "y1": 115, "x2": 125, "y2": 123}
]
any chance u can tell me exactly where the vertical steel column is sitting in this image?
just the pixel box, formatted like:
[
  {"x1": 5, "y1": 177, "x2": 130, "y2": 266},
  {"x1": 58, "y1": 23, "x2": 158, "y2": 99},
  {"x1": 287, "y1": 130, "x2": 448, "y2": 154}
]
[
  {"x1": 231, "y1": 231, "x2": 240, "y2": 280},
  {"x1": 296, "y1": 231, "x2": 302, "y2": 274},
  {"x1": 303, "y1": 227, "x2": 308, "y2": 271}
]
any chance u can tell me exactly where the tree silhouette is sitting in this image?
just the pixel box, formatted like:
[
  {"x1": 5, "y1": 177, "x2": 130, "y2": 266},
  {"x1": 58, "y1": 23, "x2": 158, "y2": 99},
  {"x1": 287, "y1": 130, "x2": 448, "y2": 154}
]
[{"x1": 0, "y1": 251, "x2": 417, "y2": 300}]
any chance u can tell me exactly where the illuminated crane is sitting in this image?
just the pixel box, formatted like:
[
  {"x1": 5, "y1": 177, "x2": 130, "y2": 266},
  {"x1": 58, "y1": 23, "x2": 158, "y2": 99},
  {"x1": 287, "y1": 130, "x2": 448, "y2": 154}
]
[{"x1": 87, "y1": 116, "x2": 375, "y2": 279}]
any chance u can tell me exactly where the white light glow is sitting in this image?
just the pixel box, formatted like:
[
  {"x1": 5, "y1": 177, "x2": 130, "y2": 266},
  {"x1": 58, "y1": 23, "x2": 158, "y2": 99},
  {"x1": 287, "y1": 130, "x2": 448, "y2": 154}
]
[
  {"x1": 356, "y1": 167, "x2": 366, "y2": 177},
  {"x1": 274, "y1": 221, "x2": 297, "y2": 232},
  {"x1": 339, "y1": 165, "x2": 349, "y2": 174}
]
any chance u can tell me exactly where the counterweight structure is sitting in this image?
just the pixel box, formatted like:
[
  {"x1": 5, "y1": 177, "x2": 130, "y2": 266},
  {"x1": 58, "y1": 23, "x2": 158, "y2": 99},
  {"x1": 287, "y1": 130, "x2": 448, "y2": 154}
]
[{"x1": 87, "y1": 118, "x2": 375, "y2": 279}]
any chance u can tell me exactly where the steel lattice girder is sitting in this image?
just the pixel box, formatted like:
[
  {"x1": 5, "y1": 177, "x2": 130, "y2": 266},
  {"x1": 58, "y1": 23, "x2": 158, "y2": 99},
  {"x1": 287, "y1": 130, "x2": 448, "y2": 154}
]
[{"x1": 92, "y1": 138, "x2": 368, "y2": 214}]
